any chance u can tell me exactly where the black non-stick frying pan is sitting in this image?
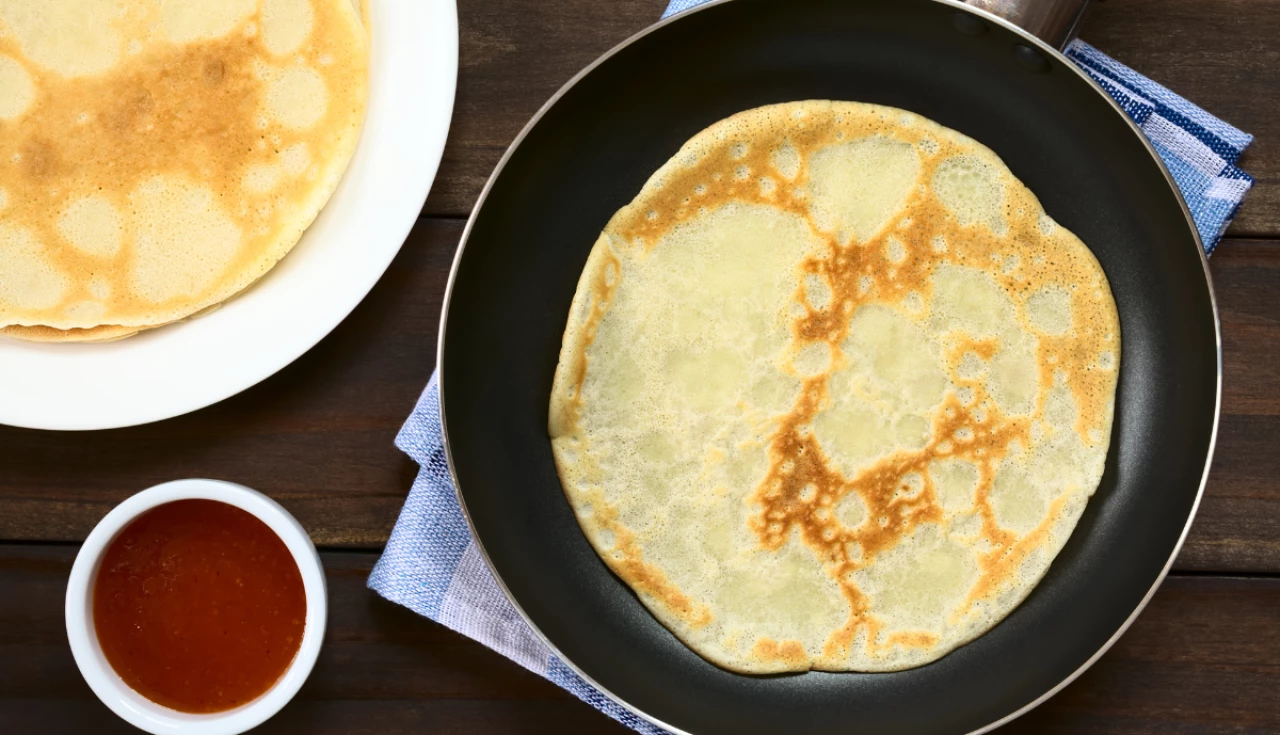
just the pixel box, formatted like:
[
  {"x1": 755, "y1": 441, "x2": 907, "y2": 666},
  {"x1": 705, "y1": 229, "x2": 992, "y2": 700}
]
[{"x1": 437, "y1": 0, "x2": 1220, "y2": 732}]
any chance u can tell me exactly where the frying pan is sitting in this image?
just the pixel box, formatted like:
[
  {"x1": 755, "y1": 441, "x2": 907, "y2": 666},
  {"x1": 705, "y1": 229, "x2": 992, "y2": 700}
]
[{"x1": 437, "y1": 0, "x2": 1220, "y2": 732}]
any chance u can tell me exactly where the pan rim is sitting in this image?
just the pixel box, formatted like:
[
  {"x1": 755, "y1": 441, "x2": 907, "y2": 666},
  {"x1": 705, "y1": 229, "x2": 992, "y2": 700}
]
[{"x1": 435, "y1": 0, "x2": 1223, "y2": 732}]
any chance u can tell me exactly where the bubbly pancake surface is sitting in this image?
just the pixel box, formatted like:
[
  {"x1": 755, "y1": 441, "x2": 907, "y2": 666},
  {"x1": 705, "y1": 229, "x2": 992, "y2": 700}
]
[
  {"x1": 549, "y1": 101, "x2": 1120, "y2": 674},
  {"x1": 0, "y1": 0, "x2": 368, "y2": 340}
]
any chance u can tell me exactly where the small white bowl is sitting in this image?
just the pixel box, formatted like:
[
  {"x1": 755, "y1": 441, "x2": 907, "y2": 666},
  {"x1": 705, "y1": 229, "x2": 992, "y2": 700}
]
[{"x1": 66, "y1": 479, "x2": 327, "y2": 735}]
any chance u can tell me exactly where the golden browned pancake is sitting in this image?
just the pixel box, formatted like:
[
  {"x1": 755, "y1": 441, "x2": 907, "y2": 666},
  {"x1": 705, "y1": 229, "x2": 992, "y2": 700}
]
[
  {"x1": 549, "y1": 101, "x2": 1120, "y2": 673},
  {"x1": 0, "y1": 0, "x2": 369, "y2": 342}
]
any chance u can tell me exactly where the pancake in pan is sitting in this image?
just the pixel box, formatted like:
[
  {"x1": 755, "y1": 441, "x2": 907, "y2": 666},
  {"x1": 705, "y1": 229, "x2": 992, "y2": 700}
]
[
  {"x1": 0, "y1": 0, "x2": 369, "y2": 341},
  {"x1": 549, "y1": 101, "x2": 1121, "y2": 673}
]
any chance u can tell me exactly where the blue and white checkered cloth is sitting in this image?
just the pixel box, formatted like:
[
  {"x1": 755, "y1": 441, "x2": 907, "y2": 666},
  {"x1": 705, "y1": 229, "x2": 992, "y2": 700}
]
[{"x1": 368, "y1": 3, "x2": 1255, "y2": 733}]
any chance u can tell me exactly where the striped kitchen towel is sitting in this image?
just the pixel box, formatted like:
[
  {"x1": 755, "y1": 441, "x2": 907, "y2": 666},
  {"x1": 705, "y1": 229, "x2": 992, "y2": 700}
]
[
  {"x1": 367, "y1": 3, "x2": 1255, "y2": 734},
  {"x1": 368, "y1": 372, "x2": 671, "y2": 735},
  {"x1": 1063, "y1": 40, "x2": 1252, "y2": 252}
]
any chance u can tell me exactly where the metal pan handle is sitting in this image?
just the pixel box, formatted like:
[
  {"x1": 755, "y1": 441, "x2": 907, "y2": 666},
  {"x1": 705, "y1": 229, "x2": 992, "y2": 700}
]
[{"x1": 962, "y1": 0, "x2": 1092, "y2": 50}]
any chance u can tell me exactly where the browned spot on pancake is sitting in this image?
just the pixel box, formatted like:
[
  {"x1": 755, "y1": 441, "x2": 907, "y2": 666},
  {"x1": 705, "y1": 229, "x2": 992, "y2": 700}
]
[
  {"x1": 885, "y1": 631, "x2": 939, "y2": 650},
  {"x1": 1037, "y1": 330, "x2": 1116, "y2": 445},
  {"x1": 752, "y1": 638, "x2": 808, "y2": 667},
  {"x1": 751, "y1": 374, "x2": 1030, "y2": 656},
  {"x1": 203, "y1": 58, "x2": 227, "y2": 85},
  {"x1": 962, "y1": 491, "x2": 1073, "y2": 612},
  {"x1": 581, "y1": 486, "x2": 713, "y2": 629},
  {"x1": 19, "y1": 139, "x2": 58, "y2": 178},
  {"x1": 106, "y1": 89, "x2": 155, "y2": 134},
  {"x1": 559, "y1": 249, "x2": 622, "y2": 432},
  {"x1": 612, "y1": 551, "x2": 713, "y2": 629},
  {"x1": 953, "y1": 337, "x2": 999, "y2": 362}
]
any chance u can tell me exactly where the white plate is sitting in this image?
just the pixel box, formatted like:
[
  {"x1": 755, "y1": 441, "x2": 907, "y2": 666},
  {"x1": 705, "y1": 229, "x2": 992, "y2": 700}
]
[{"x1": 0, "y1": 0, "x2": 458, "y2": 431}]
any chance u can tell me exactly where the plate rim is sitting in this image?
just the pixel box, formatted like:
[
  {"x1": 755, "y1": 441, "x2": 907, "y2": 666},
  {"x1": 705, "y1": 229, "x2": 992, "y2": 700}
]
[{"x1": 0, "y1": 0, "x2": 460, "y2": 431}]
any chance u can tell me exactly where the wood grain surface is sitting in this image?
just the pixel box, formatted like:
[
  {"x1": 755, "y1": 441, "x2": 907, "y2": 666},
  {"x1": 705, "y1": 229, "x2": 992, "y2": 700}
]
[
  {"x1": 2, "y1": 228, "x2": 1277, "y2": 573},
  {"x1": 426, "y1": 0, "x2": 1280, "y2": 237},
  {"x1": 1, "y1": 0, "x2": 1278, "y2": 732},
  {"x1": 4, "y1": 547, "x2": 1278, "y2": 734}
]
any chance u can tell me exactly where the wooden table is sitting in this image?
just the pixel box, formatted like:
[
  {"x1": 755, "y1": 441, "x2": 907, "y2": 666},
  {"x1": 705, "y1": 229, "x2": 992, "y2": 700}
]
[{"x1": 3, "y1": 1, "x2": 1279, "y2": 732}]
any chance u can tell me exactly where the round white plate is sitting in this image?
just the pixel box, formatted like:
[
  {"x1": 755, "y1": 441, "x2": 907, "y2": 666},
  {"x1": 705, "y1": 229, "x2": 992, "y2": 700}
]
[{"x1": 0, "y1": 0, "x2": 458, "y2": 431}]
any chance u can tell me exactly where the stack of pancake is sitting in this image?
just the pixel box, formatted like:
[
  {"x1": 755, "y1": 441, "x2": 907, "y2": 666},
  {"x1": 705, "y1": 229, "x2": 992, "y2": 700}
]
[{"x1": 0, "y1": 0, "x2": 369, "y2": 341}]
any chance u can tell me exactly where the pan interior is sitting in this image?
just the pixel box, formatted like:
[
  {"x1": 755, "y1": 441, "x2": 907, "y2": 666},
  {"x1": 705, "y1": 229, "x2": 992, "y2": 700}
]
[{"x1": 441, "y1": 0, "x2": 1216, "y2": 732}]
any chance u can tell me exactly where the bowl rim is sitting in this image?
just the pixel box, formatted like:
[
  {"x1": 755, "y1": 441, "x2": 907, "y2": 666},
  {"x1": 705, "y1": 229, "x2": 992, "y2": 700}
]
[{"x1": 65, "y1": 479, "x2": 327, "y2": 735}]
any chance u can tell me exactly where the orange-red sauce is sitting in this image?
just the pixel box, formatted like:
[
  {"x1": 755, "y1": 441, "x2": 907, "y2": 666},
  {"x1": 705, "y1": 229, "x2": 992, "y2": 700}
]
[{"x1": 92, "y1": 499, "x2": 306, "y2": 713}]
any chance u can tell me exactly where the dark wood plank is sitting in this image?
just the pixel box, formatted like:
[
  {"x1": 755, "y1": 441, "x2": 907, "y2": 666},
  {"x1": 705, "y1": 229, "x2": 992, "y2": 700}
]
[
  {"x1": 1001, "y1": 573, "x2": 1280, "y2": 735},
  {"x1": 2, "y1": 545, "x2": 1277, "y2": 734},
  {"x1": 1081, "y1": 0, "x2": 1280, "y2": 238},
  {"x1": 428, "y1": 0, "x2": 1277, "y2": 237},
  {"x1": 1, "y1": 234, "x2": 1279, "y2": 575},
  {"x1": 1180, "y1": 240, "x2": 1280, "y2": 571},
  {"x1": 0, "y1": 702, "x2": 628, "y2": 735},
  {"x1": 425, "y1": 0, "x2": 668, "y2": 219}
]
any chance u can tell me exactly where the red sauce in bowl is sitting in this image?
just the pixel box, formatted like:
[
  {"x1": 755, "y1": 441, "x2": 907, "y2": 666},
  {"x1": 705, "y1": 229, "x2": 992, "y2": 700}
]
[{"x1": 92, "y1": 499, "x2": 307, "y2": 713}]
